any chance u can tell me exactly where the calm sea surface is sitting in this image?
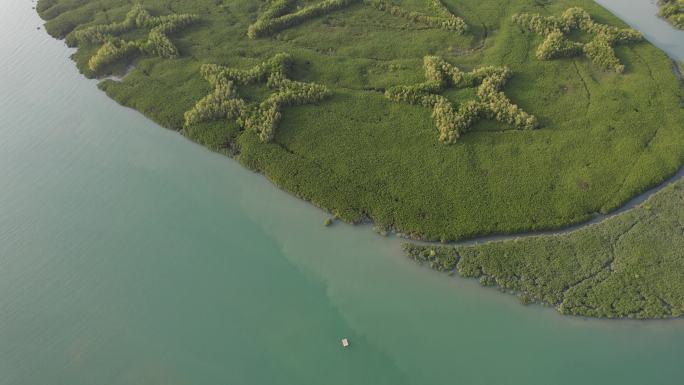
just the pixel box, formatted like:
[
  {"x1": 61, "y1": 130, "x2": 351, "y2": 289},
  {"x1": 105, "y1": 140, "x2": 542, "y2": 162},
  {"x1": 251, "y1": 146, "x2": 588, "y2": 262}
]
[{"x1": 1, "y1": 0, "x2": 683, "y2": 384}]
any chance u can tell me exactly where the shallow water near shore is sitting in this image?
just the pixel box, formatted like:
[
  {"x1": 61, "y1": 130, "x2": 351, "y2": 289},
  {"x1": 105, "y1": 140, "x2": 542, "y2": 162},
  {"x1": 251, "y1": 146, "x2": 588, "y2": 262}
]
[{"x1": 1, "y1": 1, "x2": 683, "y2": 384}]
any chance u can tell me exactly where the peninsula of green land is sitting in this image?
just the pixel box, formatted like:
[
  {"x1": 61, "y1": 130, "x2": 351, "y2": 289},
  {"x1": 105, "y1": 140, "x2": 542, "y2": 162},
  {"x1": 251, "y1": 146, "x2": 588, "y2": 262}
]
[{"x1": 35, "y1": 0, "x2": 684, "y2": 319}]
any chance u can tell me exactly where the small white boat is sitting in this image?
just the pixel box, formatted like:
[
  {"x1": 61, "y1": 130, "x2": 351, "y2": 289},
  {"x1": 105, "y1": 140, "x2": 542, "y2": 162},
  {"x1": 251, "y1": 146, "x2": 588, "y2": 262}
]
[{"x1": 341, "y1": 338, "x2": 350, "y2": 348}]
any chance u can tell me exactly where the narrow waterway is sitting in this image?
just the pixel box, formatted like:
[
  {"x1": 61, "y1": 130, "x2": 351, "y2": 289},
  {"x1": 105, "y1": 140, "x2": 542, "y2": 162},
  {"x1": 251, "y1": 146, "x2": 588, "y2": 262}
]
[{"x1": 0, "y1": 1, "x2": 682, "y2": 385}]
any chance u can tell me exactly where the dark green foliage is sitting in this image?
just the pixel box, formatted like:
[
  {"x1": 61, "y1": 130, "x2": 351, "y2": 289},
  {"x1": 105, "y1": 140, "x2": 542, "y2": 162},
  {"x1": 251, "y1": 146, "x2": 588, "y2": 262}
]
[
  {"x1": 184, "y1": 53, "x2": 331, "y2": 142},
  {"x1": 404, "y1": 178, "x2": 684, "y2": 319},
  {"x1": 659, "y1": 0, "x2": 684, "y2": 29},
  {"x1": 513, "y1": 7, "x2": 643, "y2": 72},
  {"x1": 37, "y1": 0, "x2": 684, "y2": 242},
  {"x1": 385, "y1": 56, "x2": 538, "y2": 143},
  {"x1": 66, "y1": 4, "x2": 199, "y2": 73}
]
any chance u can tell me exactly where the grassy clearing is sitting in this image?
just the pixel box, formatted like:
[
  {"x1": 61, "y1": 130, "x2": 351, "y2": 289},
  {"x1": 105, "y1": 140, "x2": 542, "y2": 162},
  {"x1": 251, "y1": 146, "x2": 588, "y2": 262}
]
[
  {"x1": 37, "y1": 0, "x2": 684, "y2": 241},
  {"x1": 405, "y1": 178, "x2": 684, "y2": 319}
]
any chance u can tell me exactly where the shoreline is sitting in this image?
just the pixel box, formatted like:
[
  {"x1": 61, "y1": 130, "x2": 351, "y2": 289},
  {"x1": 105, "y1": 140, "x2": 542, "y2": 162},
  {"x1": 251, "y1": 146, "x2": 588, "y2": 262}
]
[
  {"x1": 37, "y1": 0, "x2": 684, "y2": 245},
  {"x1": 405, "y1": 113, "x2": 684, "y2": 247},
  {"x1": 404, "y1": 178, "x2": 684, "y2": 320}
]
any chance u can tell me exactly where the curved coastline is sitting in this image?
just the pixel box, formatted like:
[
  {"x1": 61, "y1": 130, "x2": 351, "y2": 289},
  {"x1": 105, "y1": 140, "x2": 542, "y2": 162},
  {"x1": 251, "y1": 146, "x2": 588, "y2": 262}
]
[
  {"x1": 34, "y1": 0, "x2": 684, "y2": 320},
  {"x1": 6, "y1": 1, "x2": 684, "y2": 383},
  {"x1": 37, "y1": 0, "x2": 684, "y2": 243}
]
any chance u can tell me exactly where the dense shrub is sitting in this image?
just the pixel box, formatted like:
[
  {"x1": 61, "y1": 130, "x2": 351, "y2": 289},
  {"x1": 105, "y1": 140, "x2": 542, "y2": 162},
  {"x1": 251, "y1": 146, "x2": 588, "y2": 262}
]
[
  {"x1": 659, "y1": 0, "x2": 684, "y2": 29},
  {"x1": 67, "y1": 3, "x2": 148, "y2": 46},
  {"x1": 67, "y1": 4, "x2": 199, "y2": 73},
  {"x1": 183, "y1": 77, "x2": 248, "y2": 129},
  {"x1": 184, "y1": 53, "x2": 331, "y2": 143},
  {"x1": 247, "y1": 0, "x2": 361, "y2": 39},
  {"x1": 513, "y1": 7, "x2": 643, "y2": 72},
  {"x1": 87, "y1": 38, "x2": 143, "y2": 73},
  {"x1": 536, "y1": 30, "x2": 583, "y2": 60},
  {"x1": 248, "y1": 0, "x2": 468, "y2": 38},
  {"x1": 511, "y1": 12, "x2": 565, "y2": 35},
  {"x1": 385, "y1": 56, "x2": 537, "y2": 144},
  {"x1": 260, "y1": 0, "x2": 297, "y2": 21},
  {"x1": 366, "y1": 0, "x2": 467, "y2": 34},
  {"x1": 583, "y1": 38, "x2": 624, "y2": 73},
  {"x1": 249, "y1": 73, "x2": 332, "y2": 142}
]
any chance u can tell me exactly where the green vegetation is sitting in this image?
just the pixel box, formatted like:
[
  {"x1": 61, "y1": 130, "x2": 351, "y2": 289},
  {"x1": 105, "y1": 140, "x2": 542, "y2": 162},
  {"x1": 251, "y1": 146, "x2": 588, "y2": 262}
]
[
  {"x1": 65, "y1": 4, "x2": 198, "y2": 74},
  {"x1": 248, "y1": 0, "x2": 361, "y2": 39},
  {"x1": 366, "y1": 0, "x2": 467, "y2": 34},
  {"x1": 512, "y1": 7, "x2": 643, "y2": 72},
  {"x1": 184, "y1": 53, "x2": 331, "y2": 142},
  {"x1": 405, "y1": 178, "x2": 684, "y2": 319},
  {"x1": 37, "y1": 0, "x2": 684, "y2": 242},
  {"x1": 659, "y1": 0, "x2": 684, "y2": 29},
  {"x1": 248, "y1": 0, "x2": 466, "y2": 39},
  {"x1": 385, "y1": 56, "x2": 537, "y2": 143}
]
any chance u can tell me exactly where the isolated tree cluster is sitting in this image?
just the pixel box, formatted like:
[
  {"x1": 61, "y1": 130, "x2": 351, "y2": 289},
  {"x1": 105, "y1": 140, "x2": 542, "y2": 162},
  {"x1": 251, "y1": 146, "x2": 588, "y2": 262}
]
[
  {"x1": 184, "y1": 53, "x2": 331, "y2": 142},
  {"x1": 386, "y1": 56, "x2": 538, "y2": 144},
  {"x1": 67, "y1": 4, "x2": 199, "y2": 73},
  {"x1": 513, "y1": 7, "x2": 642, "y2": 72}
]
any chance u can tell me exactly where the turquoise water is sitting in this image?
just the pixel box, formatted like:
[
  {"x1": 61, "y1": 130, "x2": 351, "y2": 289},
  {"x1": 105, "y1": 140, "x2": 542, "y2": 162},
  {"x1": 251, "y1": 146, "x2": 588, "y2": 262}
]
[{"x1": 1, "y1": 1, "x2": 683, "y2": 384}]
